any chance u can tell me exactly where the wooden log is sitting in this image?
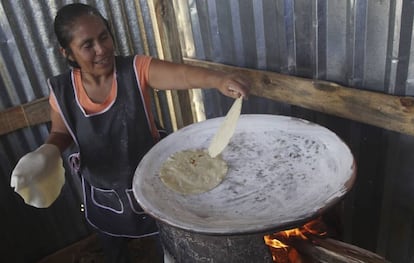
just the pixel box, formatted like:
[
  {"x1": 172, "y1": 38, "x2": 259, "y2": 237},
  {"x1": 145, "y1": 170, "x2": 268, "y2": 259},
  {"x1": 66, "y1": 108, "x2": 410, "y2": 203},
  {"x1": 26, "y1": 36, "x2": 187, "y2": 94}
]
[
  {"x1": 184, "y1": 58, "x2": 414, "y2": 137},
  {"x1": 289, "y1": 236, "x2": 391, "y2": 263},
  {"x1": 0, "y1": 97, "x2": 50, "y2": 136}
]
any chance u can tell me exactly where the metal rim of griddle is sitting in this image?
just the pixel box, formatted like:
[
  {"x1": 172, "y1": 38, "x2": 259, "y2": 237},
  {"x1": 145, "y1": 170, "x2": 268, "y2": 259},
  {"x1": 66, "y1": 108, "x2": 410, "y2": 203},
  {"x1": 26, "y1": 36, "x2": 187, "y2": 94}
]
[{"x1": 133, "y1": 114, "x2": 356, "y2": 235}]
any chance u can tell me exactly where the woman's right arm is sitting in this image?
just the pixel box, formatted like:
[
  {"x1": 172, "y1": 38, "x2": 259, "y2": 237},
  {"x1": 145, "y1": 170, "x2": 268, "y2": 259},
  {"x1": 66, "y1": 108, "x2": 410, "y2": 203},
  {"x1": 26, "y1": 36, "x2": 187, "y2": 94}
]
[
  {"x1": 10, "y1": 107, "x2": 70, "y2": 208},
  {"x1": 45, "y1": 109, "x2": 73, "y2": 153}
]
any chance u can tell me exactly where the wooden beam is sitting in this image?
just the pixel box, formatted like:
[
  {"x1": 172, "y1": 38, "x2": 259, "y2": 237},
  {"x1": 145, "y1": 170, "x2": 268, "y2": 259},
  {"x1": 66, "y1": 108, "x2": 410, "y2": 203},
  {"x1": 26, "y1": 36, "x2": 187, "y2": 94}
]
[
  {"x1": 3, "y1": 59, "x2": 414, "y2": 137},
  {"x1": 184, "y1": 58, "x2": 414, "y2": 137},
  {"x1": 0, "y1": 97, "x2": 50, "y2": 136}
]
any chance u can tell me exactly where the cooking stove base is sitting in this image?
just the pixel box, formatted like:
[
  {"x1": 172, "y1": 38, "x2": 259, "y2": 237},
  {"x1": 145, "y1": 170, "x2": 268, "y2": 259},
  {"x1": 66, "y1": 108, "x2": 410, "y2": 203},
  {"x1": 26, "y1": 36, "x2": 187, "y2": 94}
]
[{"x1": 158, "y1": 222, "x2": 273, "y2": 263}]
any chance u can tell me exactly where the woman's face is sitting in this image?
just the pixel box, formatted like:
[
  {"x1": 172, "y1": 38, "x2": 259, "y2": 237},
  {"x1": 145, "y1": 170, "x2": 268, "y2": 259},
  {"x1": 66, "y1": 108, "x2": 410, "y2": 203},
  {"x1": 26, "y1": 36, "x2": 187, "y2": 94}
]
[{"x1": 66, "y1": 14, "x2": 115, "y2": 76}]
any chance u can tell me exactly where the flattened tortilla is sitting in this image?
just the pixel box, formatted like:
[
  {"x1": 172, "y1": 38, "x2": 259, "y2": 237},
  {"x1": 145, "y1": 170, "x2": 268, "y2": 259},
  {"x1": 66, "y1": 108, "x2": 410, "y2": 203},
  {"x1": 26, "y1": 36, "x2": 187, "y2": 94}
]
[{"x1": 159, "y1": 149, "x2": 228, "y2": 195}]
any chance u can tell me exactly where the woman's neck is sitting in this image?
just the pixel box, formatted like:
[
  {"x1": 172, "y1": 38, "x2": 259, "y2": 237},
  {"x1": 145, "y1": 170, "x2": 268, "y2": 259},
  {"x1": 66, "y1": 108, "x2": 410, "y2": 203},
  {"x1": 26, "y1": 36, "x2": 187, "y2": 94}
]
[{"x1": 80, "y1": 71, "x2": 114, "y2": 104}]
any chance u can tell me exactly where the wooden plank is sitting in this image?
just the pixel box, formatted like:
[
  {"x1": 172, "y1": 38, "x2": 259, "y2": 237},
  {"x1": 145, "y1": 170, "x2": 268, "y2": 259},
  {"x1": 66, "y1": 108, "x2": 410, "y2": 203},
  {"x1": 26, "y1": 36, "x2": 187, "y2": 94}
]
[
  {"x1": 134, "y1": 1, "x2": 167, "y2": 130},
  {"x1": 184, "y1": 58, "x2": 414, "y2": 137},
  {"x1": 148, "y1": 0, "x2": 194, "y2": 129},
  {"x1": 0, "y1": 97, "x2": 50, "y2": 136}
]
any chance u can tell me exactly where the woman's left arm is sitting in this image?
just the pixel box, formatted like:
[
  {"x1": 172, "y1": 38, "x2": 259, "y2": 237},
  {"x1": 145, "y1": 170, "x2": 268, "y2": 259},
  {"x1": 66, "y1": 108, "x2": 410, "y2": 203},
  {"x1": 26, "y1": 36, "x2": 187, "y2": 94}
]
[{"x1": 147, "y1": 58, "x2": 250, "y2": 99}]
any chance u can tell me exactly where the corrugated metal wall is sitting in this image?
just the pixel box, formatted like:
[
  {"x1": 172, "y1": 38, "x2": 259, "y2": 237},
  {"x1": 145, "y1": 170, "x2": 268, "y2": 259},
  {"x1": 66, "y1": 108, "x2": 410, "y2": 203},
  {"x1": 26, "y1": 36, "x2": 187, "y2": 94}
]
[
  {"x1": 1, "y1": 0, "x2": 413, "y2": 262},
  {"x1": 173, "y1": 1, "x2": 414, "y2": 262},
  {"x1": 0, "y1": 0, "x2": 162, "y2": 262}
]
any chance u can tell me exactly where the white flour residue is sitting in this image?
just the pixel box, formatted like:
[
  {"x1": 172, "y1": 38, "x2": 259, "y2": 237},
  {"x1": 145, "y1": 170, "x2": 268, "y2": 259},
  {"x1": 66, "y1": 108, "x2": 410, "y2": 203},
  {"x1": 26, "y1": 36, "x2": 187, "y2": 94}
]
[{"x1": 133, "y1": 115, "x2": 355, "y2": 234}]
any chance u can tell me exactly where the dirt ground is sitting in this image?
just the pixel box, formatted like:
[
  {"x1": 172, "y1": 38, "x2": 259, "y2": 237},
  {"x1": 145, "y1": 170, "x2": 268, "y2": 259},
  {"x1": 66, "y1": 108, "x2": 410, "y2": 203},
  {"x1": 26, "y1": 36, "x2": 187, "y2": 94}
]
[{"x1": 39, "y1": 234, "x2": 163, "y2": 263}]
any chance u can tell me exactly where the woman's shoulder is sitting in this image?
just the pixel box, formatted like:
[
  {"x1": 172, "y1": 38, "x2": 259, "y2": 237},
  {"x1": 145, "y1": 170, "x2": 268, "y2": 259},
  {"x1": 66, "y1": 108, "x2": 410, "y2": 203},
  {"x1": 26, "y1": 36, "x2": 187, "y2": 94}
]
[
  {"x1": 48, "y1": 69, "x2": 73, "y2": 83},
  {"x1": 115, "y1": 55, "x2": 152, "y2": 74}
]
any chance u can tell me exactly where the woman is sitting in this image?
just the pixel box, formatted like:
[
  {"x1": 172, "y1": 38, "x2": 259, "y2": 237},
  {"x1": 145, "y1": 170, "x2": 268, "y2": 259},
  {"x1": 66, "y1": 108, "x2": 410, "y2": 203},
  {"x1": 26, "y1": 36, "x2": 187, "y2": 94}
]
[{"x1": 11, "y1": 3, "x2": 249, "y2": 262}]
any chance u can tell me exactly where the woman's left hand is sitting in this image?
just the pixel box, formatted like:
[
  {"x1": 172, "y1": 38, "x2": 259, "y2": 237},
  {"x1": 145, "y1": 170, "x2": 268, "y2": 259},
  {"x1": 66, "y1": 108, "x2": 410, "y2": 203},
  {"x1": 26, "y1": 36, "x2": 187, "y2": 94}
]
[{"x1": 216, "y1": 73, "x2": 250, "y2": 99}]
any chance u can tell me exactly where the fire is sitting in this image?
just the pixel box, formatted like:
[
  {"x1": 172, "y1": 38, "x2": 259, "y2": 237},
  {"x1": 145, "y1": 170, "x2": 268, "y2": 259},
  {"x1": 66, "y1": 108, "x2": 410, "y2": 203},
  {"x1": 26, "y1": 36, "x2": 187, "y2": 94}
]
[
  {"x1": 264, "y1": 237, "x2": 289, "y2": 249},
  {"x1": 264, "y1": 217, "x2": 327, "y2": 262}
]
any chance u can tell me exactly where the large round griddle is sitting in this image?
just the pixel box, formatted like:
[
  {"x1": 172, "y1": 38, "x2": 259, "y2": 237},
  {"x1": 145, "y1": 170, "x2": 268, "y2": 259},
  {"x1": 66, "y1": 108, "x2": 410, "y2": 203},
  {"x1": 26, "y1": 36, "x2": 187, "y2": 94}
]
[{"x1": 133, "y1": 114, "x2": 356, "y2": 235}]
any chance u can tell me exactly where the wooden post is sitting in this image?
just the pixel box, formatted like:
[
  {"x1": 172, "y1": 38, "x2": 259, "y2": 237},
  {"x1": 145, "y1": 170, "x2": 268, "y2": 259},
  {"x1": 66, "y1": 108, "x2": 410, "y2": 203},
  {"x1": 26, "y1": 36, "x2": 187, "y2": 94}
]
[{"x1": 147, "y1": 0, "x2": 194, "y2": 130}]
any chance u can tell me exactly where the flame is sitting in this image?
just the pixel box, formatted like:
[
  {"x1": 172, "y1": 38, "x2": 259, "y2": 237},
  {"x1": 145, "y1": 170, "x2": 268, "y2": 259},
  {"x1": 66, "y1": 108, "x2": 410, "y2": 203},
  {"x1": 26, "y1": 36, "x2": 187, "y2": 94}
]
[
  {"x1": 264, "y1": 217, "x2": 327, "y2": 262},
  {"x1": 264, "y1": 235, "x2": 289, "y2": 249},
  {"x1": 302, "y1": 219, "x2": 327, "y2": 236}
]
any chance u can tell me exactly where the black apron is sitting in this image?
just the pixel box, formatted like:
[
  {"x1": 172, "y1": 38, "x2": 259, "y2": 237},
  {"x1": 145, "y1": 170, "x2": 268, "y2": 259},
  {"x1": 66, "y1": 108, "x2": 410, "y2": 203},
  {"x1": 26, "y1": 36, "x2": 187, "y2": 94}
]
[{"x1": 49, "y1": 56, "x2": 158, "y2": 237}]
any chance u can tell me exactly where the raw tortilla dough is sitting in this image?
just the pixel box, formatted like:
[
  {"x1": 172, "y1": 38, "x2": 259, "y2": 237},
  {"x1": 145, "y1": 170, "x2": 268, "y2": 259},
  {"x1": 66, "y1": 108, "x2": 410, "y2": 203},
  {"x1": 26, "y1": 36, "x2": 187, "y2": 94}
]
[
  {"x1": 11, "y1": 144, "x2": 65, "y2": 208},
  {"x1": 208, "y1": 97, "x2": 242, "y2": 157},
  {"x1": 159, "y1": 149, "x2": 228, "y2": 195}
]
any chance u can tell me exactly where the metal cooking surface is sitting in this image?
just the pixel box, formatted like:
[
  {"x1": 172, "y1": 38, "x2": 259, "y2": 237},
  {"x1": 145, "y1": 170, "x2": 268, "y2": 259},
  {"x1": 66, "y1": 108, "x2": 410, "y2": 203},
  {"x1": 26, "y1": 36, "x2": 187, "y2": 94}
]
[{"x1": 133, "y1": 114, "x2": 356, "y2": 235}]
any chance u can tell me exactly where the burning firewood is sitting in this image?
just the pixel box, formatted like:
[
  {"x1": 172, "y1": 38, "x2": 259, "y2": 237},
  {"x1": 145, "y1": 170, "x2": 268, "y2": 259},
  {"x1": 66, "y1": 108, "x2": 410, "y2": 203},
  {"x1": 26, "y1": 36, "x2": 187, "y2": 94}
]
[{"x1": 264, "y1": 218, "x2": 390, "y2": 263}]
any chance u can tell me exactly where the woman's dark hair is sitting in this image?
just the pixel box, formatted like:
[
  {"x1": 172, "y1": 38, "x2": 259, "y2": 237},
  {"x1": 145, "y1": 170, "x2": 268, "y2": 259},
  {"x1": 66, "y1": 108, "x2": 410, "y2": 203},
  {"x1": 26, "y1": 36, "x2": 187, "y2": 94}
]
[{"x1": 54, "y1": 3, "x2": 113, "y2": 68}]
